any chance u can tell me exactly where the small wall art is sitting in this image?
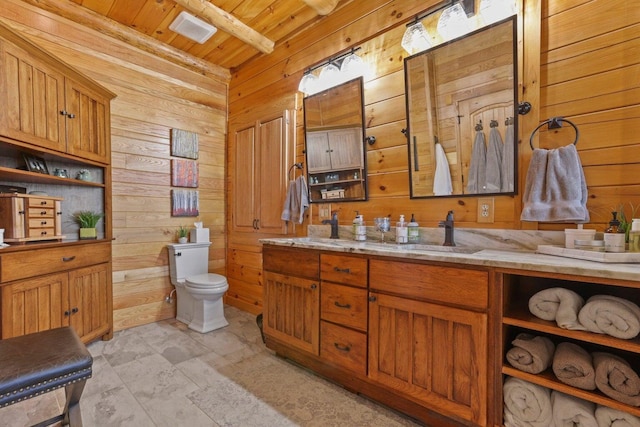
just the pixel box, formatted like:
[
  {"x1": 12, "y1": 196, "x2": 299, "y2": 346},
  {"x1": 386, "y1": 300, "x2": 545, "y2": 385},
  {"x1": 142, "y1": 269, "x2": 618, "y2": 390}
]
[
  {"x1": 170, "y1": 129, "x2": 199, "y2": 159},
  {"x1": 171, "y1": 159, "x2": 198, "y2": 188},
  {"x1": 22, "y1": 153, "x2": 49, "y2": 174},
  {"x1": 171, "y1": 189, "x2": 199, "y2": 217}
]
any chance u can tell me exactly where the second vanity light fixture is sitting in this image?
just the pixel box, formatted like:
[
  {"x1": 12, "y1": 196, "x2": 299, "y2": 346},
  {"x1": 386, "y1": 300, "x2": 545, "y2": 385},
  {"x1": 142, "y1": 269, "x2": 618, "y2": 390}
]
[{"x1": 298, "y1": 48, "x2": 368, "y2": 96}]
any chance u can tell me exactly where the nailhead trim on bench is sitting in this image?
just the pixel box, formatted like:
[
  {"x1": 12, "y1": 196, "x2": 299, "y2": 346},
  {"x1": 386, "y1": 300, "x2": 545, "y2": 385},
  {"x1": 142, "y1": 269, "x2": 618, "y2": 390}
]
[{"x1": 0, "y1": 367, "x2": 92, "y2": 407}]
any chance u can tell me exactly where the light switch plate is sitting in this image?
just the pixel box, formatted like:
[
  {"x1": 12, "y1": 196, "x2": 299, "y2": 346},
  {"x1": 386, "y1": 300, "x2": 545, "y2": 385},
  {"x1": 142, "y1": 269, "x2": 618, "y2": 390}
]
[
  {"x1": 318, "y1": 203, "x2": 331, "y2": 221},
  {"x1": 478, "y1": 197, "x2": 495, "y2": 223}
]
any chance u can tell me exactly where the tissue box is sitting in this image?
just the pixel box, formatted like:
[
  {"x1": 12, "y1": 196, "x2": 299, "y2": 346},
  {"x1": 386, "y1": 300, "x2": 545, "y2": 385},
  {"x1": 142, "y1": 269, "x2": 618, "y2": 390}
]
[{"x1": 190, "y1": 228, "x2": 210, "y2": 243}]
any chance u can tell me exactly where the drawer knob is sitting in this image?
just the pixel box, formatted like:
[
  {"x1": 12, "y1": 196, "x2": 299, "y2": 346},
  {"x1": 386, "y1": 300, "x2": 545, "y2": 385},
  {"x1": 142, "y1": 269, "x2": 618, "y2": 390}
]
[
  {"x1": 310, "y1": 284, "x2": 318, "y2": 289},
  {"x1": 40, "y1": 231, "x2": 48, "y2": 236},
  {"x1": 334, "y1": 301, "x2": 351, "y2": 309},
  {"x1": 333, "y1": 267, "x2": 351, "y2": 274},
  {"x1": 64, "y1": 310, "x2": 70, "y2": 316},
  {"x1": 40, "y1": 211, "x2": 47, "y2": 215},
  {"x1": 62, "y1": 256, "x2": 76, "y2": 262},
  {"x1": 334, "y1": 342, "x2": 351, "y2": 352}
]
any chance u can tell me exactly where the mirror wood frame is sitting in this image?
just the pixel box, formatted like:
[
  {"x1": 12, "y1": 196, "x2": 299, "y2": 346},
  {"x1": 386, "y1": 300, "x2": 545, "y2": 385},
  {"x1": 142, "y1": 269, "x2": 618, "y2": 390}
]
[
  {"x1": 303, "y1": 77, "x2": 368, "y2": 203},
  {"x1": 404, "y1": 16, "x2": 518, "y2": 199}
]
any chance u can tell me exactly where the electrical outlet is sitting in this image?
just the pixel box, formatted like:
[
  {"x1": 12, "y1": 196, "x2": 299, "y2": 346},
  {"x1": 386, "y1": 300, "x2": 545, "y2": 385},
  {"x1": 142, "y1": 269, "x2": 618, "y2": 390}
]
[
  {"x1": 478, "y1": 197, "x2": 495, "y2": 223},
  {"x1": 318, "y1": 203, "x2": 332, "y2": 221}
]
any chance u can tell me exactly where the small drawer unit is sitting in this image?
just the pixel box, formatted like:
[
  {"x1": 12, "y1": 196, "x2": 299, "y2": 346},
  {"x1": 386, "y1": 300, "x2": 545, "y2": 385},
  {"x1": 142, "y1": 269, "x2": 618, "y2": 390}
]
[{"x1": 0, "y1": 193, "x2": 64, "y2": 243}]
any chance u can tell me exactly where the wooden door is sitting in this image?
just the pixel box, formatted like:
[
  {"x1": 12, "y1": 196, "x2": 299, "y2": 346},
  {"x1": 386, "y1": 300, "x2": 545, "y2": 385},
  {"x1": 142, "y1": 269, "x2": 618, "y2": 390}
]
[
  {"x1": 65, "y1": 79, "x2": 111, "y2": 163},
  {"x1": 68, "y1": 263, "x2": 111, "y2": 342},
  {"x1": 368, "y1": 292, "x2": 488, "y2": 426},
  {"x1": 263, "y1": 271, "x2": 319, "y2": 355},
  {"x1": 0, "y1": 41, "x2": 66, "y2": 153},
  {"x1": 232, "y1": 124, "x2": 257, "y2": 232},
  {"x1": 1, "y1": 272, "x2": 69, "y2": 339}
]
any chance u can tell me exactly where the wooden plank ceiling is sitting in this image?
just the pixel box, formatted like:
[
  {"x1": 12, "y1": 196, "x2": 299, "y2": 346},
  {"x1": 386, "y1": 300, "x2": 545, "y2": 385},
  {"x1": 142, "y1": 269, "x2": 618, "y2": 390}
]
[{"x1": 61, "y1": 0, "x2": 349, "y2": 71}]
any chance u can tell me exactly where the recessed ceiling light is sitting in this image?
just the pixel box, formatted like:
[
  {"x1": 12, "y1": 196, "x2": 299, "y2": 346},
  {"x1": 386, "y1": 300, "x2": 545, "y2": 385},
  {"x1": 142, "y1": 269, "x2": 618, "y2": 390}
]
[{"x1": 169, "y1": 11, "x2": 217, "y2": 44}]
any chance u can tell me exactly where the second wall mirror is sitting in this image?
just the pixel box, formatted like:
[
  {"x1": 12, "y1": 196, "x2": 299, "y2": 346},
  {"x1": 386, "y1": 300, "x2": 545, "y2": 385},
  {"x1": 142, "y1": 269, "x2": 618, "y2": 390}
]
[
  {"x1": 304, "y1": 77, "x2": 368, "y2": 202},
  {"x1": 405, "y1": 16, "x2": 518, "y2": 198}
]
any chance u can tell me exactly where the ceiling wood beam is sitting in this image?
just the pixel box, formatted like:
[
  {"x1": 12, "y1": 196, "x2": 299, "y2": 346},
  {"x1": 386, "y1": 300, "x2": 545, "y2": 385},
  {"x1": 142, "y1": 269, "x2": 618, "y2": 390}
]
[
  {"x1": 173, "y1": 0, "x2": 274, "y2": 54},
  {"x1": 18, "y1": 0, "x2": 230, "y2": 81},
  {"x1": 302, "y1": 0, "x2": 340, "y2": 15}
]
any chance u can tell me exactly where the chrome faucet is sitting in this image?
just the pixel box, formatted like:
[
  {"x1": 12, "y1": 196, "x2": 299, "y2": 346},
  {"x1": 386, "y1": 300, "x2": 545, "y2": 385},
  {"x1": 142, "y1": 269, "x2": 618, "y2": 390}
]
[
  {"x1": 322, "y1": 211, "x2": 340, "y2": 239},
  {"x1": 438, "y1": 210, "x2": 455, "y2": 246}
]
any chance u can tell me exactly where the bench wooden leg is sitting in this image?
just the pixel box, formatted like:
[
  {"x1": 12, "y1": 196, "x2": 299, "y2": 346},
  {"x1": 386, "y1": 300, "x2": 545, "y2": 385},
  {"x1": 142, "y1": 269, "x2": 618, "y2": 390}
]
[{"x1": 62, "y1": 379, "x2": 88, "y2": 427}]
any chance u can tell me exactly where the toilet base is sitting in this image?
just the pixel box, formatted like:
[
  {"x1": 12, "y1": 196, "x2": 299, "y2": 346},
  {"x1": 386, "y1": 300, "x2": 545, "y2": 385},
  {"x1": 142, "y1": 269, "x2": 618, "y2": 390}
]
[{"x1": 187, "y1": 295, "x2": 228, "y2": 333}]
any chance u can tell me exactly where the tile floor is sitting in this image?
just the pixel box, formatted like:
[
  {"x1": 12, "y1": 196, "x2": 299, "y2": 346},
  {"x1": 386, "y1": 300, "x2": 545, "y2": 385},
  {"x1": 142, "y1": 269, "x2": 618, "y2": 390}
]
[{"x1": 0, "y1": 306, "x2": 420, "y2": 426}]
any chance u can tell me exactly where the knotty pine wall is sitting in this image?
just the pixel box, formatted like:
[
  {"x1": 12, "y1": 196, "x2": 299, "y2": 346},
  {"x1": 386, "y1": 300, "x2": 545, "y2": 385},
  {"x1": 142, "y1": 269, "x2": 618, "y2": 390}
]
[
  {"x1": 0, "y1": 0, "x2": 229, "y2": 331},
  {"x1": 227, "y1": 0, "x2": 639, "y2": 313}
]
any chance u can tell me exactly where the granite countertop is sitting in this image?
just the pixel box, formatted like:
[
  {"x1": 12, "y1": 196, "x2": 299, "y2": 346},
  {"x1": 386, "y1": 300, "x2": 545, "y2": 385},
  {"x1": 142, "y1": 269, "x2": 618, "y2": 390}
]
[{"x1": 260, "y1": 236, "x2": 640, "y2": 283}]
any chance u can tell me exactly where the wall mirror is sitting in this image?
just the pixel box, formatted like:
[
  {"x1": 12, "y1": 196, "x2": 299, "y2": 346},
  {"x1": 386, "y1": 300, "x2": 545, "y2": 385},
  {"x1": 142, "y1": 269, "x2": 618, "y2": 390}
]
[
  {"x1": 304, "y1": 77, "x2": 368, "y2": 203},
  {"x1": 405, "y1": 16, "x2": 518, "y2": 198}
]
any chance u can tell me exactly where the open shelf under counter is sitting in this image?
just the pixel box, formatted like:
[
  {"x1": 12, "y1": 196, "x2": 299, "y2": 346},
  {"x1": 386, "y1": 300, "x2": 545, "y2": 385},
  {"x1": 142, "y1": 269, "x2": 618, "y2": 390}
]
[
  {"x1": 0, "y1": 166, "x2": 105, "y2": 187},
  {"x1": 502, "y1": 366, "x2": 640, "y2": 417}
]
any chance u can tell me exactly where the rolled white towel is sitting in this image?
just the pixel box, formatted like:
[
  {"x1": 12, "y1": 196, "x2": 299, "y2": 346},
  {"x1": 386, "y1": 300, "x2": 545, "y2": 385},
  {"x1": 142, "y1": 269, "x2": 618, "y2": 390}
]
[
  {"x1": 551, "y1": 391, "x2": 598, "y2": 427},
  {"x1": 595, "y1": 405, "x2": 640, "y2": 427},
  {"x1": 593, "y1": 352, "x2": 640, "y2": 407},
  {"x1": 506, "y1": 333, "x2": 555, "y2": 374},
  {"x1": 578, "y1": 295, "x2": 640, "y2": 339},
  {"x1": 529, "y1": 287, "x2": 587, "y2": 330},
  {"x1": 503, "y1": 377, "x2": 553, "y2": 427}
]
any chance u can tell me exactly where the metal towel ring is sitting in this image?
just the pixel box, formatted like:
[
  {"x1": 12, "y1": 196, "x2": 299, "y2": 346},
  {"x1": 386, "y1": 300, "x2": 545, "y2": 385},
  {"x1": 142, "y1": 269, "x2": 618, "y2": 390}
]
[{"x1": 529, "y1": 117, "x2": 579, "y2": 150}]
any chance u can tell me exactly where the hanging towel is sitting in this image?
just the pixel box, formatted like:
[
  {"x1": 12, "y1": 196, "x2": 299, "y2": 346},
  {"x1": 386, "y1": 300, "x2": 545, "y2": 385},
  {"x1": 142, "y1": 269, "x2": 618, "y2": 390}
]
[
  {"x1": 528, "y1": 287, "x2": 587, "y2": 331},
  {"x1": 467, "y1": 129, "x2": 486, "y2": 193},
  {"x1": 281, "y1": 179, "x2": 297, "y2": 222},
  {"x1": 578, "y1": 295, "x2": 640, "y2": 340},
  {"x1": 595, "y1": 405, "x2": 640, "y2": 427},
  {"x1": 503, "y1": 377, "x2": 553, "y2": 427},
  {"x1": 485, "y1": 125, "x2": 503, "y2": 192},
  {"x1": 593, "y1": 352, "x2": 640, "y2": 407},
  {"x1": 502, "y1": 121, "x2": 515, "y2": 192},
  {"x1": 433, "y1": 143, "x2": 453, "y2": 196},
  {"x1": 551, "y1": 391, "x2": 598, "y2": 427},
  {"x1": 521, "y1": 144, "x2": 589, "y2": 222},
  {"x1": 281, "y1": 175, "x2": 309, "y2": 224},
  {"x1": 552, "y1": 342, "x2": 596, "y2": 390}
]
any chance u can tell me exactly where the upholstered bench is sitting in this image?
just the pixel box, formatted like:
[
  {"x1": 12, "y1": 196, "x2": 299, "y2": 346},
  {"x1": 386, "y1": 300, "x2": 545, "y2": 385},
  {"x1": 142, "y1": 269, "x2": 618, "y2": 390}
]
[{"x1": 0, "y1": 327, "x2": 92, "y2": 426}]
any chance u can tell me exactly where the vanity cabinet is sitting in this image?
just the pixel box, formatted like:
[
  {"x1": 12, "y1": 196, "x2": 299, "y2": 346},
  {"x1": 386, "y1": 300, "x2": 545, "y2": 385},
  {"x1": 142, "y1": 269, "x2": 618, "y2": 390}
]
[
  {"x1": 369, "y1": 259, "x2": 490, "y2": 426},
  {"x1": 500, "y1": 270, "x2": 640, "y2": 420},
  {"x1": 262, "y1": 246, "x2": 320, "y2": 355},
  {"x1": 0, "y1": 242, "x2": 112, "y2": 343}
]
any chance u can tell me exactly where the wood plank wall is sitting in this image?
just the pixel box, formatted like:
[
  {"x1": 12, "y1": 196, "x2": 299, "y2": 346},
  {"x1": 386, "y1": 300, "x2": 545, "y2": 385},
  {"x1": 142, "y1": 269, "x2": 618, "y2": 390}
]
[
  {"x1": 0, "y1": 0, "x2": 229, "y2": 331},
  {"x1": 227, "y1": 0, "x2": 640, "y2": 313}
]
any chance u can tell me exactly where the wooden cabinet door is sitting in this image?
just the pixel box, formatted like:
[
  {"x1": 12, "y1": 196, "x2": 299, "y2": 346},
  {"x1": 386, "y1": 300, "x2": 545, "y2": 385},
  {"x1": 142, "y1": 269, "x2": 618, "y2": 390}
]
[
  {"x1": 263, "y1": 271, "x2": 319, "y2": 355},
  {"x1": 232, "y1": 124, "x2": 257, "y2": 232},
  {"x1": 69, "y1": 263, "x2": 111, "y2": 342},
  {"x1": 306, "y1": 131, "x2": 332, "y2": 172},
  {"x1": 326, "y1": 128, "x2": 363, "y2": 170},
  {"x1": 0, "y1": 41, "x2": 66, "y2": 152},
  {"x1": 368, "y1": 292, "x2": 488, "y2": 426},
  {"x1": 1, "y1": 272, "x2": 69, "y2": 339},
  {"x1": 65, "y1": 79, "x2": 111, "y2": 163}
]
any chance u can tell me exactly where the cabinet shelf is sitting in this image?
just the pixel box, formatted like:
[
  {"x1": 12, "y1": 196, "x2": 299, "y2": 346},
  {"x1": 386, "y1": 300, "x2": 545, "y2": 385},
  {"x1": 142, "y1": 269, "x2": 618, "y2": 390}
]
[
  {"x1": 502, "y1": 366, "x2": 640, "y2": 417},
  {"x1": 309, "y1": 178, "x2": 363, "y2": 187},
  {"x1": 0, "y1": 166, "x2": 105, "y2": 188}
]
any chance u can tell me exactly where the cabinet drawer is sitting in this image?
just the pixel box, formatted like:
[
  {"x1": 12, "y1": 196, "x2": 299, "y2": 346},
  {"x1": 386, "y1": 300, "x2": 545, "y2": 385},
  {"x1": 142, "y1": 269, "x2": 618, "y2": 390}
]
[
  {"x1": 320, "y1": 321, "x2": 366, "y2": 375},
  {"x1": 26, "y1": 197, "x2": 57, "y2": 208},
  {"x1": 27, "y1": 228, "x2": 56, "y2": 239},
  {"x1": 27, "y1": 207, "x2": 54, "y2": 218},
  {"x1": 321, "y1": 282, "x2": 367, "y2": 331},
  {"x1": 263, "y1": 246, "x2": 319, "y2": 280},
  {"x1": 28, "y1": 218, "x2": 55, "y2": 228},
  {"x1": 321, "y1": 254, "x2": 367, "y2": 287},
  {"x1": 369, "y1": 259, "x2": 489, "y2": 310},
  {"x1": 0, "y1": 242, "x2": 111, "y2": 282}
]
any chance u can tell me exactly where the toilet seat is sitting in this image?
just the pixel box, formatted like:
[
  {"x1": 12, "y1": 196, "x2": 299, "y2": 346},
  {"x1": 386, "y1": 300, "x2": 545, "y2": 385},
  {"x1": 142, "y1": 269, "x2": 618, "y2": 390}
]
[{"x1": 185, "y1": 273, "x2": 228, "y2": 290}]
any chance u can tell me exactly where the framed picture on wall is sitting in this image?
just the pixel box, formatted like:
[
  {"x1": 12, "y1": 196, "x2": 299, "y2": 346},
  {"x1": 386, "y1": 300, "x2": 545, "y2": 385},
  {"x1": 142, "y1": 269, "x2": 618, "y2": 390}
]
[
  {"x1": 171, "y1": 159, "x2": 198, "y2": 188},
  {"x1": 170, "y1": 129, "x2": 199, "y2": 159},
  {"x1": 171, "y1": 189, "x2": 199, "y2": 217},
  {"x1": 22, "y1": 153, "x2": 49, "y2": 174}
]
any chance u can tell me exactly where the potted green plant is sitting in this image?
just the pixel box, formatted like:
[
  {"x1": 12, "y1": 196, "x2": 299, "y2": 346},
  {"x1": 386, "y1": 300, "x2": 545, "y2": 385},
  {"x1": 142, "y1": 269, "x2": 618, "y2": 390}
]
[
  {"x1": 177, "y1": 225, "x2": 189, "y2": 243},
  {"x1": 72, "y1": 211, "x2": 103, "y2": 240}
]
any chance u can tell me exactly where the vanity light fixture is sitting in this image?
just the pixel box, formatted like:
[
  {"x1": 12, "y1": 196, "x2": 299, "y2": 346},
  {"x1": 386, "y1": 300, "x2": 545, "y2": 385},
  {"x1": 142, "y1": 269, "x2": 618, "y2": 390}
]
[
  {"x1": 169, "y1": 11, "x2": 217, "y2": 44},
  {"x1": 298, "y1": 48, "x2": 367, "y2": 96},
  {"x1": 317, "y1": 62, "x2": 341, "y2": 92},
  {"x1": 479, "y1": 0, "x2": 517, "y2": 24},
  {"x1": 298, "y1": 71, "x2": 319, "y2": 95},
  {"x1": 401, "y1": 20, "x2": 432, "y2": 55},
  {"x1": 437, "y1": 2, "x2": 473, "y2": 40},
  {"x1": 340, "y1": 50, "x2": 368, "y2": 80}
]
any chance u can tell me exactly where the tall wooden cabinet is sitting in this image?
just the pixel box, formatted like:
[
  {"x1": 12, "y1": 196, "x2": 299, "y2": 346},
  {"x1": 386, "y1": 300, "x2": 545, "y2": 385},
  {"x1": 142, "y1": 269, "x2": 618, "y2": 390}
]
[{"x1": 0, "y1": 21, "x2": 114, "y2": 344}]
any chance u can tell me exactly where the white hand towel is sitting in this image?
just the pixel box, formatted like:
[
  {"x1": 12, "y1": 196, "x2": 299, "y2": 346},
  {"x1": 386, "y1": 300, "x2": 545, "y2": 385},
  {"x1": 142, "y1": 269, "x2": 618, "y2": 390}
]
[
  {"x1": 551, "y1": 391, "x2": 598, "y2": 427},
  {"x1": 578, "y1": 295, "x2": 640, "y2": 339},
  {"x1": 528, "y1": 287, "x2": 587, "y2": 330},
  {"x1": 595, "y1": 405, "x2": 640, "y2": 427},
  {"x1": 503, "y1": 377, "x2": 553, "y2": 427},
  {"x1": 433, "y1": 143, "x2": 452, "y2": 196},
  {"x1": 467, "y1": 129, "x2": 486, "y2": 193},
  {"x1": 485, "y1": 126, "x2": 504, "y2": 192},
  {"x1": 502, "y1": 122, "x2": 515, "y2": 192},
  {"x1": 521, "y1": 144, "x2": 589, "y2": 222}
]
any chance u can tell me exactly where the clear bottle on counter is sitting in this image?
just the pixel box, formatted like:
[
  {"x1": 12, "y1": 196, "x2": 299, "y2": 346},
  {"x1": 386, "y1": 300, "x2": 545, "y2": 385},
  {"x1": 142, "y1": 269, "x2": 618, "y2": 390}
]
[
  {"x1": 604, "y1": 211, "x2": 626, "y2": 253},
  {"x1": 353, "y1": 212, "x2": 366, "y2": 241},
  {"x1": 408, "y1": 213, "x2": 419, "y2": 243},
  {"x1": 396, "y1": 214, "x2": 408, "y2": 244},
  {"x1": 629, "y1": 218, "x2": 640, "y2": 252}
]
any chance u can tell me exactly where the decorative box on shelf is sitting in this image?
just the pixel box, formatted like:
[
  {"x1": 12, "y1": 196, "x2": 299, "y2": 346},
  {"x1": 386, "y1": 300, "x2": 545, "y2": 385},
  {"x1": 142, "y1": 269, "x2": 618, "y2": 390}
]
[
  {"x1": 321, "y1": 189, "x2": 345, "y2": 199},
  {"x1": 0, "y1": 193, "x2": 64, "y2": 243}
]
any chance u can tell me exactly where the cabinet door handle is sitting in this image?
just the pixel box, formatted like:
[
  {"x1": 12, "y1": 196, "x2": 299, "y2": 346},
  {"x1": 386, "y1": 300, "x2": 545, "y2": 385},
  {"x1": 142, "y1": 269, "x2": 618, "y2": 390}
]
[
  {"x1": 368, "y1": 295, "x2": 377, "y2": 302},
  {"x1": 254, "y1": 219, "x2": 260, "y2": 229},
  {"x1": 60, "y1": 110, "x2": 67, "y2": 116},
  {"x1": 334, "y1": 343, "x2": 351, "y2": 352},
  {"x1": 64, "y1": 310, "x2": 71, "y2": 316},
  {"x1": 71, "y1": 307, "x2": 79, "y2": 314},
  {"x1": 62, "y1": 256, "x2": 76, "y2": 262},
  {"x1": 333, "y1": 267, "x2": 350, "y2": 274},
  {"x1": 310, "y1": 284, "x2": 317, "y2": 289},
  {"x1": 67, "y1": 113, "x2": 76, "y2": 119},
  {"x1": 334, "y1": 301, "x2": 351, "y2": 309}
]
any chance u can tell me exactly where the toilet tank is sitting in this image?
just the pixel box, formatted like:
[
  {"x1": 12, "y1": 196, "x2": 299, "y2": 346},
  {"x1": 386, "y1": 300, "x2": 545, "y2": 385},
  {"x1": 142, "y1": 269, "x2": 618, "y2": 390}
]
[{"x1": 167, "y1": 242, "x2": 211, "y2": 284}]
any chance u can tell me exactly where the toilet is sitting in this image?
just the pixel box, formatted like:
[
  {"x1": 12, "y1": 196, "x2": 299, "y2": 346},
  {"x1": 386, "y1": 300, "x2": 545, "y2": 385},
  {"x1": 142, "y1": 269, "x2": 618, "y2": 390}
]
[{"x1": 167, "y1": 242, "x2": 229, "y2": 333}]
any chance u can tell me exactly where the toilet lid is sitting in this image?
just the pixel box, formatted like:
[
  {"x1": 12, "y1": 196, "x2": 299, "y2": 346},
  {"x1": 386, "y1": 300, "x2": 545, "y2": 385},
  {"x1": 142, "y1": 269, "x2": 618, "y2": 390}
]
[{"x1": 185, "y1": 273, "x2": 228, "y2": 289}]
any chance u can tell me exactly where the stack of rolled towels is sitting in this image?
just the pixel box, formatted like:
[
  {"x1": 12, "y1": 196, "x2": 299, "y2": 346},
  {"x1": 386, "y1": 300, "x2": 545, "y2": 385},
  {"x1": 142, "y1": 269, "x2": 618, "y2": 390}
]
[
  {"x1": 504, "y1": 377, "x2": 640, "y2": 426},
  {"x1": 507, "y1": 335, "x2": 640, "y2": 407},
  {"x1": 528, "y1": 287, "x2": 640, "y2": 339}
]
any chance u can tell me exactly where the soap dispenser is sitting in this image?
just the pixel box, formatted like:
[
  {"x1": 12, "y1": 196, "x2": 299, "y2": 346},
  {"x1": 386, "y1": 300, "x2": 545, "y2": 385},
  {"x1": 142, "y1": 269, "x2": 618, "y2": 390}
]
[
  {"x1": 604, "y1": 211, "x2": 626, "y2": 253},
  {"x1": 629, "y1": 219, "x2": 640, "y2": 252},
  {"x1": 396, "y1": 215, "x2": 408, "y2": 244},
  {"x1": 353, "y1": 211, "x2": 366, "y2": 241},
  {"x1": 408, "y1": 214, "x2": 419, "y2": 243}
]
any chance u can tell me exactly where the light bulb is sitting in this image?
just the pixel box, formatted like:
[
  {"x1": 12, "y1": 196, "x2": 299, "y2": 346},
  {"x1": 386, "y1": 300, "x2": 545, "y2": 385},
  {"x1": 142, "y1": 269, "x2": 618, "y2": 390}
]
[{"x1": 437, "y1": 3, "x2": 473, "y2": 40}]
